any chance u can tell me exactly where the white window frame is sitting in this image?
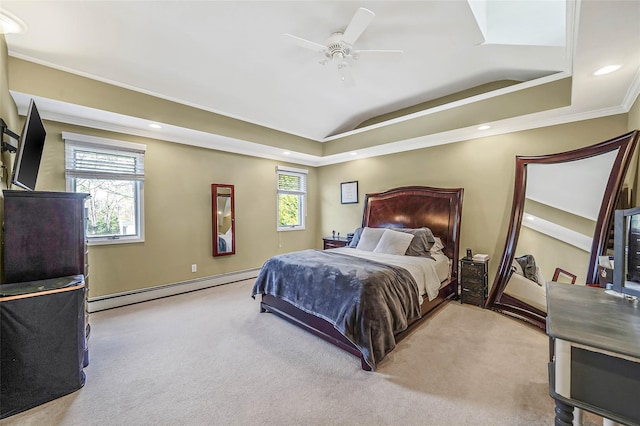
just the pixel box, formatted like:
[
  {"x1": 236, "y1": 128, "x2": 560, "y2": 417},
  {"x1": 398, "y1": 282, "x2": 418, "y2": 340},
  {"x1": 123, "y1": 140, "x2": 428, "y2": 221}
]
[
  {"x1": 63, "y1": 132, "x2": 146, "y2": 245},
  {"x1": 276, "y1": 165, "x2": 308, "y2": 231}
]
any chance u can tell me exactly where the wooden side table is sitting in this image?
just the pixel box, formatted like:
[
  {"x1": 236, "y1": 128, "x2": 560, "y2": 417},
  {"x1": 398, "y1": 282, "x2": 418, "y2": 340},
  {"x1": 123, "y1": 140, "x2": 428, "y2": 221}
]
[{"x1": 322, "y1": 237, "x2": 349, "y2": 249}]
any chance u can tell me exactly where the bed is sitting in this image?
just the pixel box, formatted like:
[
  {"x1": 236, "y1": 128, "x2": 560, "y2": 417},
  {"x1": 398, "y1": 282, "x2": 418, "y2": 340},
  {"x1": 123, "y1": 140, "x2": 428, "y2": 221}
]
[
  {"x1": 502, "y1": 256, "x2": 547, "y2": 316},
  {"x1": 252, "y1": 186, "x2": 464, "y2": 370},
  {"x1": 217, "y1": 230, "x2": 233, "y2": 253},
  {"x1": 503, "y1": 272, "x2": 547, "y2": 313}
]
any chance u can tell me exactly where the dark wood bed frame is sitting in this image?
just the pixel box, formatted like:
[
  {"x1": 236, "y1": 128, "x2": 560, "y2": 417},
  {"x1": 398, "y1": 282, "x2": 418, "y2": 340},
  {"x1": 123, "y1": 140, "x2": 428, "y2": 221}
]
[{"x1": 259, "y1": 185, "x2": 464, "y2": 370}]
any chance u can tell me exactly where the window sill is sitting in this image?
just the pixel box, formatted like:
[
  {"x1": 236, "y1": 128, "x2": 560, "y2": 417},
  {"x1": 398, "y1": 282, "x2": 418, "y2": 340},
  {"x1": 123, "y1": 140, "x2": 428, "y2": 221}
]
[
  {"x1": 277, "y1": 227, "x2": 306, "y2": 232},
  {"x1": 87, "y1": 237, "x2": 145, "y2": 246}
]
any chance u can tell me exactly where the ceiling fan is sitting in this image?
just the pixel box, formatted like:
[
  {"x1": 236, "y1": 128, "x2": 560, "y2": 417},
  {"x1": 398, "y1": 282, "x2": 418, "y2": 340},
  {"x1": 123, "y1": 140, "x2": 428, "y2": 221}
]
[{"x1": 283, "y1": 7, "x2": 403, "y2": 87}]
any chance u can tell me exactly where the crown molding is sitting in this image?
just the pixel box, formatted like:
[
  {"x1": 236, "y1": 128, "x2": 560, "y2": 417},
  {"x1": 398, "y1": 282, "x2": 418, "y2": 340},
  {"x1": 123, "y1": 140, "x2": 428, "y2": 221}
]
[{"x1": 10, "y1": 88, "x2": 635, "y2": 168}]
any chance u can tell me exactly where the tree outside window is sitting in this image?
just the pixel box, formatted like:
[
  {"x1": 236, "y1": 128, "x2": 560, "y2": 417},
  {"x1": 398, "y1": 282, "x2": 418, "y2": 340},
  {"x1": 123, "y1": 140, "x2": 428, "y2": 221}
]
[
  {"x1": 76, "y1": 178, "x2": 137, "y2": 237},
  {"x1": 64, "y1": 132, "x2": 145, "y2": 244},
  {"x1": 276, "y1": 167, "x2": 307, "y2": 230}
]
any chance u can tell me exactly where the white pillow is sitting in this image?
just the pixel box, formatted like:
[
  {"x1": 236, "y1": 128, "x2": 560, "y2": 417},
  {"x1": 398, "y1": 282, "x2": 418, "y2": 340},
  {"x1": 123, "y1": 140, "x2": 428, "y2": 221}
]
[
  {"x1": 430, "y1": 236, "x2": 445, "y2": 253},
  {"x1": 356, "y1": 227, "x2": 386, "y2": 251},
  {"x1": 373, "y1": 229, "x2": 414, "y2": 255}
]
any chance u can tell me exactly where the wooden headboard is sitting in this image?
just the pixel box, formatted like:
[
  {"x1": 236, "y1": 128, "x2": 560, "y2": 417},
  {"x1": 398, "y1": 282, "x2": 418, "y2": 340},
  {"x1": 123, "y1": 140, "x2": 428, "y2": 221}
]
[{"x1": 362, "y1": 186, "x2": 464, "y2": 278}]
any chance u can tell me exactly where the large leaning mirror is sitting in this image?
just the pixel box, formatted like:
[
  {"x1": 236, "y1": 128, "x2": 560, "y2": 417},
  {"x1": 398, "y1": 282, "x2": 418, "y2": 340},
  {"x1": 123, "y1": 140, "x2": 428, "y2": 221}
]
[
  {"x1": 212, "y1": 184, "x2": 235, "y2": 256},
  {"x1": 486, "y1": 131, "x2": 639, "y2": 329}
]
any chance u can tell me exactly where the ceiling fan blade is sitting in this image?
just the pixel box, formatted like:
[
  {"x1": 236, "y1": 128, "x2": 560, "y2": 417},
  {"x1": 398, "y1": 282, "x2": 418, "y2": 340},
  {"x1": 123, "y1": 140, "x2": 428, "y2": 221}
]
[
  {"x1": 337, "y1": 61, "x2": 355, "y2": 88},
  {"x1": 341, "y1": 7, "x2": 375, "y2": 46},
  {"x1": 352, "y1": 49, "x2": 404, "y2": 60},
  {"x1": 283, "y1": 33, "x2": 327, "y2": 52}
]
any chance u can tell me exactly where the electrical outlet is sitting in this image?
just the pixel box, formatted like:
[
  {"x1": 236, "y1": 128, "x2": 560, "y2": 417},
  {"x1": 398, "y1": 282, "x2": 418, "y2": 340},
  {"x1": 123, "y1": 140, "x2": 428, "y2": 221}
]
[{"x1": 191, "y1": 264, "x2": 197, "y2": 273}]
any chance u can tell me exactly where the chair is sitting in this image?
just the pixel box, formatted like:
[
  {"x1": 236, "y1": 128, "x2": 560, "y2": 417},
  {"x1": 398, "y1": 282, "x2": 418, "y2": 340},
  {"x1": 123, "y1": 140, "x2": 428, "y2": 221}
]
[{"x1": 552, "y1": 268, "x2": 577, "y2": 284}]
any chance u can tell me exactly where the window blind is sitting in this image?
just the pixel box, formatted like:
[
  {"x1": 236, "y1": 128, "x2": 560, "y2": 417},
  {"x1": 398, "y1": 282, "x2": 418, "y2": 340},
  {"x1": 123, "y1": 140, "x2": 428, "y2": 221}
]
[
  {"x1": 64, "y1": 134, "x2": 145, "y2": 181},
  {"x1": 276, "y1": 165, "x2": 307, "y2": 195}
]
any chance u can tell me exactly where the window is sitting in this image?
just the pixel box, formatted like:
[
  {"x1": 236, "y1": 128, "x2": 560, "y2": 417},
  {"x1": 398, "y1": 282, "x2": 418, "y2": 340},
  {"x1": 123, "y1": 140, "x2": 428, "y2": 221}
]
[
  {"x1": 276, "y1": 165, "x2": 307, "y2": 231},
  {"x1": 64, "y1": 132, "x2": 145, "y2": 245}
]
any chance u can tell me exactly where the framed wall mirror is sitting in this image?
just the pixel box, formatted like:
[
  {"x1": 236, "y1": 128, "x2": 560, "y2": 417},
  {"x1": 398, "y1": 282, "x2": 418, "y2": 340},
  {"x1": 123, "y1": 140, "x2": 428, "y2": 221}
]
[
  {"x1": 486, "y1": 131, "x2": 639, "y2": 329},
  {"x1": 212, "y1": 184, "x2": 235, "y2": 257}
]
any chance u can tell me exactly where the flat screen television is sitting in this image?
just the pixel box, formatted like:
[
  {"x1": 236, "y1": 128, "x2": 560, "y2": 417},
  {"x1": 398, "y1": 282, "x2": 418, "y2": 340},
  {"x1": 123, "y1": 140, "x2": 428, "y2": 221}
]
[
  {"x1": 613, "y1": 206, "x2": 640, "y2": 298},
  {"x1": 11, "y1": 99, "x2": 46, "y2": 191}
]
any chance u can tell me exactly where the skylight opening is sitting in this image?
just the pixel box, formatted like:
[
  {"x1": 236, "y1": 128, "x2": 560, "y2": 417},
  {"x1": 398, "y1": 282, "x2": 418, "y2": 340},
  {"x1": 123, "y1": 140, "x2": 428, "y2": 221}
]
[{"x1": 468, "y1": 0, "x2": 566, "y2": 46}]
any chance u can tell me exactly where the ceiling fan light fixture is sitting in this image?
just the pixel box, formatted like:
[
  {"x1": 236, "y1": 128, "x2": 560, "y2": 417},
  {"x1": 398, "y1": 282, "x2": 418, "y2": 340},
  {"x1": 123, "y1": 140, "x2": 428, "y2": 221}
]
[{"x1": 283, "y1": 7, "x2": 401, "y2": 87}]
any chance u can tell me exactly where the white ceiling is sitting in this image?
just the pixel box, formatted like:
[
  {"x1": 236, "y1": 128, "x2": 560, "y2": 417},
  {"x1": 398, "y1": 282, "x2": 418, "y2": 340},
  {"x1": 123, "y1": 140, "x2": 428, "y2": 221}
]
[{"x1": 2, "y1": 1, "x2": 640, "y2": 165}]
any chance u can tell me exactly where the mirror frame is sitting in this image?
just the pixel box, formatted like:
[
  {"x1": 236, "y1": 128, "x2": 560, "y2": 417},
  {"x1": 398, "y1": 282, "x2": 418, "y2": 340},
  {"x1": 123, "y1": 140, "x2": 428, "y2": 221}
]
[
  {"x1": 486, "y1": 131, "x2": 639, "y2": 328},
  {"x1": 212, "y1": 184, "x2": 235, "y2": 257}
]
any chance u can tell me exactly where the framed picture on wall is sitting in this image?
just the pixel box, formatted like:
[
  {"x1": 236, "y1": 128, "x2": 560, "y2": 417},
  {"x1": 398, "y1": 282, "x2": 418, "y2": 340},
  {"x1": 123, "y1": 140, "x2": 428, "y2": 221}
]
[{"x1": 341, "y1": 181, "x2": 358, "y2": 204}]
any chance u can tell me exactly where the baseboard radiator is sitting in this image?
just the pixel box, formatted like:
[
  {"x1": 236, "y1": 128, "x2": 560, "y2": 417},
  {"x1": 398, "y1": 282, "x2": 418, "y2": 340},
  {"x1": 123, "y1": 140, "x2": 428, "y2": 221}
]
[{"x1": 87, "y1": 268, "x2": 260, "y2": 312}]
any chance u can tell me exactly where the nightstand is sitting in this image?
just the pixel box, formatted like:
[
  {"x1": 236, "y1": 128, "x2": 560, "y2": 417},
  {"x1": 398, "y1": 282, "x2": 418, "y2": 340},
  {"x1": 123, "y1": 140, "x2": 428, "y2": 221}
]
[
  {"x1": 323, "y1": 237, "x2": 349, "y2": 249},
  {"x1": 460, "y1": 258, "x2": 488, "y2": 307}
]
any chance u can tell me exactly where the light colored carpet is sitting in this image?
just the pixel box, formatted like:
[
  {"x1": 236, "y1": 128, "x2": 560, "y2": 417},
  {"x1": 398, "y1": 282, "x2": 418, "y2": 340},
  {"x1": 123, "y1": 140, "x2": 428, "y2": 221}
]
[{"x1": 1, "y1": 279, "x2": 591, "y2": 425}]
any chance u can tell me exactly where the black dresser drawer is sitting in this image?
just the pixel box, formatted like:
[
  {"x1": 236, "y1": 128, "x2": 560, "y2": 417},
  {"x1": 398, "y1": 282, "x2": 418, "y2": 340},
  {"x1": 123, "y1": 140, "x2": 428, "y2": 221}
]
[
  {"x1": 461, "y1": 262, "x2": 487, "y2": 280},
  {"x1": 461, "y1": 287, "x2": 486, "y2": 306},
  {"x1": 462, "y1": 278, "x2": 485, "y2": 292}
]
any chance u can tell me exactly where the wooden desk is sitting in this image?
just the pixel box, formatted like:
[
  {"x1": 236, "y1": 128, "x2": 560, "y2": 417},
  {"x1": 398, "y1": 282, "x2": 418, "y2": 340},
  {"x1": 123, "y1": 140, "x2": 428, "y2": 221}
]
[{"x1": 546, "y1": 282, "x2": 640, "y2": 426}]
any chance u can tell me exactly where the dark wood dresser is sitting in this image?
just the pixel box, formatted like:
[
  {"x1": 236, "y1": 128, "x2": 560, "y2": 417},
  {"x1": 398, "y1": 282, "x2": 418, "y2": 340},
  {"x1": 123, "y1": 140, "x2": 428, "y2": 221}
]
[
  {"x1": 2, "y1": 190, "x2": 90, "y2": 364},
  {"x1": 460, "y1": 258, "x2": 488, "y2": 306}
]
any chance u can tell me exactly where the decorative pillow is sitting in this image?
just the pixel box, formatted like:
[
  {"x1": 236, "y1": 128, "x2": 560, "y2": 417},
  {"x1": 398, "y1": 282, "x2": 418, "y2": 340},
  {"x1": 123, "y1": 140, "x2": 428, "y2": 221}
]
[
  {"x1": 347, "y1": 227, "x2": 363, "y2": 248},
  {"x1": 430, "y1": 236, "x2": 445, "y2": 253},
  {"x1": 395, "y1": 227, "x2": 436, "y2": 257},
  {"x1": 373, "y1": 229, "x2": 414, "y2": 255},
  {"x1": 356, "y1": 227, "x2": 386, "y2": 251}
]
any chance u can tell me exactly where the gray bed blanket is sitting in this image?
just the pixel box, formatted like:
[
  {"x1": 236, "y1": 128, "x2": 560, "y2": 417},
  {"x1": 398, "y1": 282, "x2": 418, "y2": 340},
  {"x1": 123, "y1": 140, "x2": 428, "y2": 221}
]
[
  {"x1": 514, "y1": 254, "x2": 540, "y2": 285},
  {"x1": 251, "y1": 249, "x2": 421, "y2": 369}
]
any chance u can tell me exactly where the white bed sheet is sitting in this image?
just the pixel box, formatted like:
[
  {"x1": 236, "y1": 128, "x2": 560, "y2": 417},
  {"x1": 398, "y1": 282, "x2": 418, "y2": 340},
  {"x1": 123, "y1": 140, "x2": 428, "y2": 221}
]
[
  {"x1": 504, "y1": 272, "x2": 547, "y2": 312},
  {"x1": 330, "y1": 247, "x2": 449, "y2": 304}
]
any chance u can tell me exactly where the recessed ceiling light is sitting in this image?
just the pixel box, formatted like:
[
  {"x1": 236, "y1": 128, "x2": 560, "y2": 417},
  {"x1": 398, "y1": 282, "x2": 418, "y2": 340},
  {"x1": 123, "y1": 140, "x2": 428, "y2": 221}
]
[
  {"x1": 0, "y1": 9, "x2": 27, "y2": 34},
  {"x1": 594, "y1": 65, "x2": 621, "y2": 76},
  {"x1": 148, "y1": 123, "x2": 162, "y2": 129},
  {"x1": 350, "y1": 152, "x2": 358, "y2": 156},
  {"x1": 477, "y1": 125, "x2": 491, "y2": 130},
  {"x1": 283, "y1": 151, "x2": 291, "y2": 155}
]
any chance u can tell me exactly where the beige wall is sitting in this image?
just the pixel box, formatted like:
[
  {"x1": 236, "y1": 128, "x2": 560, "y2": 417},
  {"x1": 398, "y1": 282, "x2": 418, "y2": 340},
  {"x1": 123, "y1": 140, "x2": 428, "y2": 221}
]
[
  {"x1": 33, "y1": 121, "x2": 318, "y2": 297},
  {"x1": 318, "y1": 116, "x2": 630, "y2": 285},
  {"x1": 2, "y1": 47, "x2": 639, "y2": 298},
  {"x1": 8, "y1": 58, "x2": 322, "y2": 156},
  {"x1": 630, "y1": 93, "x2": 640, "y2": 131}
]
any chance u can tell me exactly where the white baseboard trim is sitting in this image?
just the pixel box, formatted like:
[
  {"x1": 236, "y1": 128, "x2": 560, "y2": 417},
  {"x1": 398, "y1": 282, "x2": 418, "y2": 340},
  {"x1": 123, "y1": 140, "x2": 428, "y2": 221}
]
[{"x1": 87, "y1": 268, "x2": 260, "y2": 312}]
